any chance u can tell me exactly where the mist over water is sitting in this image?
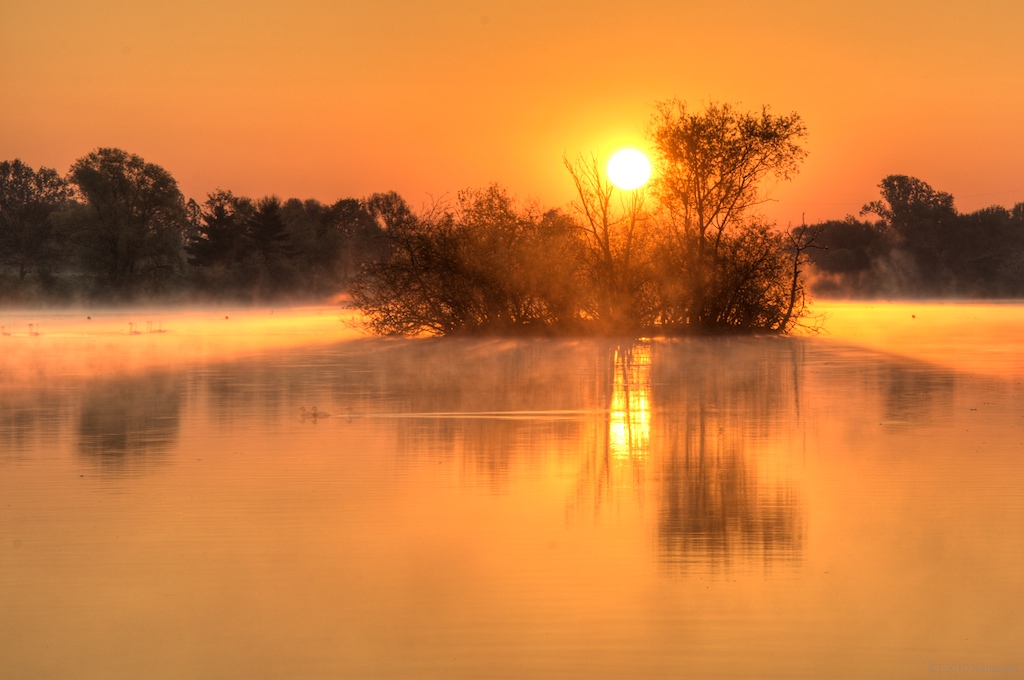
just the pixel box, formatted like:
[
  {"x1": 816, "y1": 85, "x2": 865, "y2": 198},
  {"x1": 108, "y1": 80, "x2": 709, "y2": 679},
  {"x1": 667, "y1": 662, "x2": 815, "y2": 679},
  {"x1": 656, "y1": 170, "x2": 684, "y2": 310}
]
[{"x1": 1, "y1": 303, "x2": 1022, "y2": 679}]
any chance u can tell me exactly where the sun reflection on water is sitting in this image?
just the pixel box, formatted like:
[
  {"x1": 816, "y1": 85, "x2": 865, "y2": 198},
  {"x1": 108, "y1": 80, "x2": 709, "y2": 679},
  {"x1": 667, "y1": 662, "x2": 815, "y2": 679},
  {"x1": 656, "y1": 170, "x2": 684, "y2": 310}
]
[{"x1": 609, "y1": 342, "x2": 652, "y2": 461}]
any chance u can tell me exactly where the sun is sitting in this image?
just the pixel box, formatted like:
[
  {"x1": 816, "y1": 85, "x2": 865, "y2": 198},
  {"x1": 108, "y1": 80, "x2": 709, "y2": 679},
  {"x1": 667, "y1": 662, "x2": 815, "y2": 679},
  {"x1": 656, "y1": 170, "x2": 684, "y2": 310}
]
[{"x1": 607, "y1": 149, "x2": 651, "y2": 190}]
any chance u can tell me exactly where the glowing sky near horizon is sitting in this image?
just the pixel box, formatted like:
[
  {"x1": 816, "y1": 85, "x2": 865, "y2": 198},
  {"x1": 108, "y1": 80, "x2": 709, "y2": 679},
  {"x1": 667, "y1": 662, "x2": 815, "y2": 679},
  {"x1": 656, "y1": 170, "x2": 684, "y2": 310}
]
[{"x1": 2, "y1": 0, "x2": 1024, "y2": 226}]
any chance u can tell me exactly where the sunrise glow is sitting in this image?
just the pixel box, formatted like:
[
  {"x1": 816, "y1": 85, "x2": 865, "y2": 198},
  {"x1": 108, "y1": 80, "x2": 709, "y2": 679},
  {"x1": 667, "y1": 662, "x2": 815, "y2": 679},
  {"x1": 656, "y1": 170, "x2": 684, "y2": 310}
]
[
  {"x1": 3, "y1": 3, "x2": 1023, "y2": 224},
  {"x1": 3, "y1": 4, "x2": 1024, "y2": 677}
]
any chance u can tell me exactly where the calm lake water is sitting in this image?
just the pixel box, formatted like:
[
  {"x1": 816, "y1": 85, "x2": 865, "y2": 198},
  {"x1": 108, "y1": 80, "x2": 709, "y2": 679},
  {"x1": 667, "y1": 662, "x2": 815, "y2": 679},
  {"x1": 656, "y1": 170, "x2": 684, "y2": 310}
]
[{"x1": 1, "y1": 304, "x2": 1022, "y2": 679}]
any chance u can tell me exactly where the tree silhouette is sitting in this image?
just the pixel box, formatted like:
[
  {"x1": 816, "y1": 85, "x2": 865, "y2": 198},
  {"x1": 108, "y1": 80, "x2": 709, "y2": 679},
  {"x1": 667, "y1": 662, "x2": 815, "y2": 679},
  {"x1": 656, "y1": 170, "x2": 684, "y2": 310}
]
[
  {"x1": 351, "y1": 102, "x2": 816, "y2": 336},
  {"x1": 68, "y1": 148, "x2": 187, "y2": 294},
  {"x1": 651, "y1": 101, "x2": 810, "y2": 331},
  {"x1": 185, "y1": 190, "x2": 255, "y2": 295},
  {"x1": 0, "y1": 159, "x2": 73, "y2": 283},
  {"x1": 861, "y1": 174, "x2": 955, "y2": 229},
  {"x1": 351, "y1": 186, "x2": 585, "y2": 335},
  {"x1": 564, "y1": 153, "x2": 656, "y2": 331},
  {"x1": 860, "y1": 175, "x2": 959, "y2": 292},
  {"x1": 280, "y1": 197, "x2": 383, "y2": 295},
  {"x1": 188, "y1": 190, "x2": 253, "y2": 268}
]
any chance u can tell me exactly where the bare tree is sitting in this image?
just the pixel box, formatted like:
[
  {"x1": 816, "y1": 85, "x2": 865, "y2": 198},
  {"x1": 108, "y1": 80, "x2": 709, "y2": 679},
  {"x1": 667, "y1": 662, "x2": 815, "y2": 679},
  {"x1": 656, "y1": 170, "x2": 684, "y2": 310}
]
[{"x1": 563, "y1": 153, "x2": 656, "y2": 331}]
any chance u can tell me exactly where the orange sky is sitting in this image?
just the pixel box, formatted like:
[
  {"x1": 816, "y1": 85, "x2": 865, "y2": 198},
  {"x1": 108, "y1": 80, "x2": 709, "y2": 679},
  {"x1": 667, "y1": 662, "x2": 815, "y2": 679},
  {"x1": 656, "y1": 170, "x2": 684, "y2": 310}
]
[{"x1": 3, "y1": 0, "x2": 1024, "y2": 226}]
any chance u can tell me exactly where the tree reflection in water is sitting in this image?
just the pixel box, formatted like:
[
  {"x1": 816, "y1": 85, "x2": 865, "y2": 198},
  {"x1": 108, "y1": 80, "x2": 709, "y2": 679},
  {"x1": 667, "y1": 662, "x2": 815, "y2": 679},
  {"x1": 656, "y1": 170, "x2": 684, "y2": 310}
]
[
  {"x1": 651, "y1": 339, "x2": 805, "y2": 573},
  {"x1": 0, "y1": 385, "x2": 70, "y2": 459},
  {"x1": 568, "y1": 338, "x2": 805, "y2": 574},
  {"x1": 77, "y1": 372, "x2": 183, "y2": 470},
  {"x1": 58, "y1": 335, "x2": 806, "y2": 570}
]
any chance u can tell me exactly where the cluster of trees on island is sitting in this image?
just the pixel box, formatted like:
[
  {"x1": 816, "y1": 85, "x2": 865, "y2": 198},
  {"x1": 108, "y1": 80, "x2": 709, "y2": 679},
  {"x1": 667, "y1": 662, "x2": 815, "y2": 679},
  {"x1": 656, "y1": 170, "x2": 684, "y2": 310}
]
[
  {"x1": 351, "y1": 101, "x2": 813, "y2": 335},
  {"x1": 3, "y1": 100, "x2": 1023, "y2": 335}
]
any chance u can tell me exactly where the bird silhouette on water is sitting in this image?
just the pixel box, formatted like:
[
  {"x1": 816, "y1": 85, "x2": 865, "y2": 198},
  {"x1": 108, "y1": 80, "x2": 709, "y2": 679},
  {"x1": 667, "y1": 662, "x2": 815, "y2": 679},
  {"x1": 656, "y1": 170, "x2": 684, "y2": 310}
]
[{"x1": 299, "y1": 406, "x2": 331, "y2": 422}]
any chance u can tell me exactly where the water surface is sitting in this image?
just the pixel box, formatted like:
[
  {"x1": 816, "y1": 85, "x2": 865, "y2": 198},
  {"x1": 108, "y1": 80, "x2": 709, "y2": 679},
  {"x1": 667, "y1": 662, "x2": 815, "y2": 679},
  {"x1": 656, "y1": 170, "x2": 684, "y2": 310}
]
[{"x1": 1, "y1": 305, "x2": 1022, "y2": 678}]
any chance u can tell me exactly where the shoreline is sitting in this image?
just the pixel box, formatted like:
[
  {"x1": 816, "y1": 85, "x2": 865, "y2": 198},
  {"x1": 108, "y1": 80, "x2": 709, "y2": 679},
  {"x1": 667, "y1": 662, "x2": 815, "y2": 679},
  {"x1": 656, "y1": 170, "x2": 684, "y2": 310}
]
[
  {"x1": 0, "y1": 306, "x2": 362, "y2": 383},
  {"x1": 3, "y1": 301, "x2": 1023, "y2": 383}
]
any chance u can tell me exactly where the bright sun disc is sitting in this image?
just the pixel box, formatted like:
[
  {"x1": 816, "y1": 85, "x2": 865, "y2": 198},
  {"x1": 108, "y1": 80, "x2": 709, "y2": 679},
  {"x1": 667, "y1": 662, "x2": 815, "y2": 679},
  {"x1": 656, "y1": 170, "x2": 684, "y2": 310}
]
[{"x1": 607, "y1": 149, "x2": 651, "y2": 190}]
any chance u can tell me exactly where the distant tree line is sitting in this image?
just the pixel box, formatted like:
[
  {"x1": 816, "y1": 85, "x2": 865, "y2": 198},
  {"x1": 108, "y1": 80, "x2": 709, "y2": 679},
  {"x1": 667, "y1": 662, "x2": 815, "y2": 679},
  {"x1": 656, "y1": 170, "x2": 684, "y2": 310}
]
[
  {"x1": 805, "y1": 174, "x2": 1024, "y2": 297},
  {"x1": 0, "y1": 149, "x2": 386, "y2": 304},
  {"x1": 9, "y1": 103, "x2": 1017, "y2": 333}
]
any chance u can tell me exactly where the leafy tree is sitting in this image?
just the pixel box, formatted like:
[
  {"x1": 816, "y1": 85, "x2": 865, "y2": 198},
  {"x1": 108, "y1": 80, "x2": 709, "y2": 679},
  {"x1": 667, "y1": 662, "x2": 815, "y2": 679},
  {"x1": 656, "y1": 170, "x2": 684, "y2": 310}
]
[
  {"x1": 364, "y1": 191, "x2": 417, "y2": 232},
  {"x1": 280, "y1": 197, "x2": 383, "y2": 295},
  {"x1": 281, "y1": 197, "x2": 335, "y2": 293},
  {"x1": 68, "y1": 148, "x2": 187, "y2": 294},
  {"x1": 0, "y1": 159, "x2": 74, "y2": 282},
  {"x1": 351, "y1": 186, "x2": 584, "y2": 335},
  {"x1": 187, "y1": 192, "x2": 305, "y2": 299},
  {"x1": 861, "y1": 174, "x2": 955, "y2": 230},
  {"x1": 650, "y1": 100, "x2": 811, "y2": 331},
  {"x1": 186, "y1": 190, "x2": 255, "y2": 294},
  {"x1": 452, "y1": 186, "x2": 587, "y2": 331},
  {"x1": 331, "y1": 198, "x2": 387, "y2": 283},
  {"x1": 802, "y1": 217, "x2": 889, "y2": 297},
  {"x1": 939, "y1": 205, "x2": 1024, "y2": 297},
  {"x1": 860, "y1": 174, "x2": 959, "y2": 292},
  {"x1": 351, "y1": 192, "x2": 462, "y2": 335},
  {"x1": 188, "y1": 190, "x2": 253, "y2": 268},
  {"x1": 188, "y1": 190, "x2": 384, "y2": 301},
  {"x1": 244, "y1": 196, "x2": 296, "y2": 296}
]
